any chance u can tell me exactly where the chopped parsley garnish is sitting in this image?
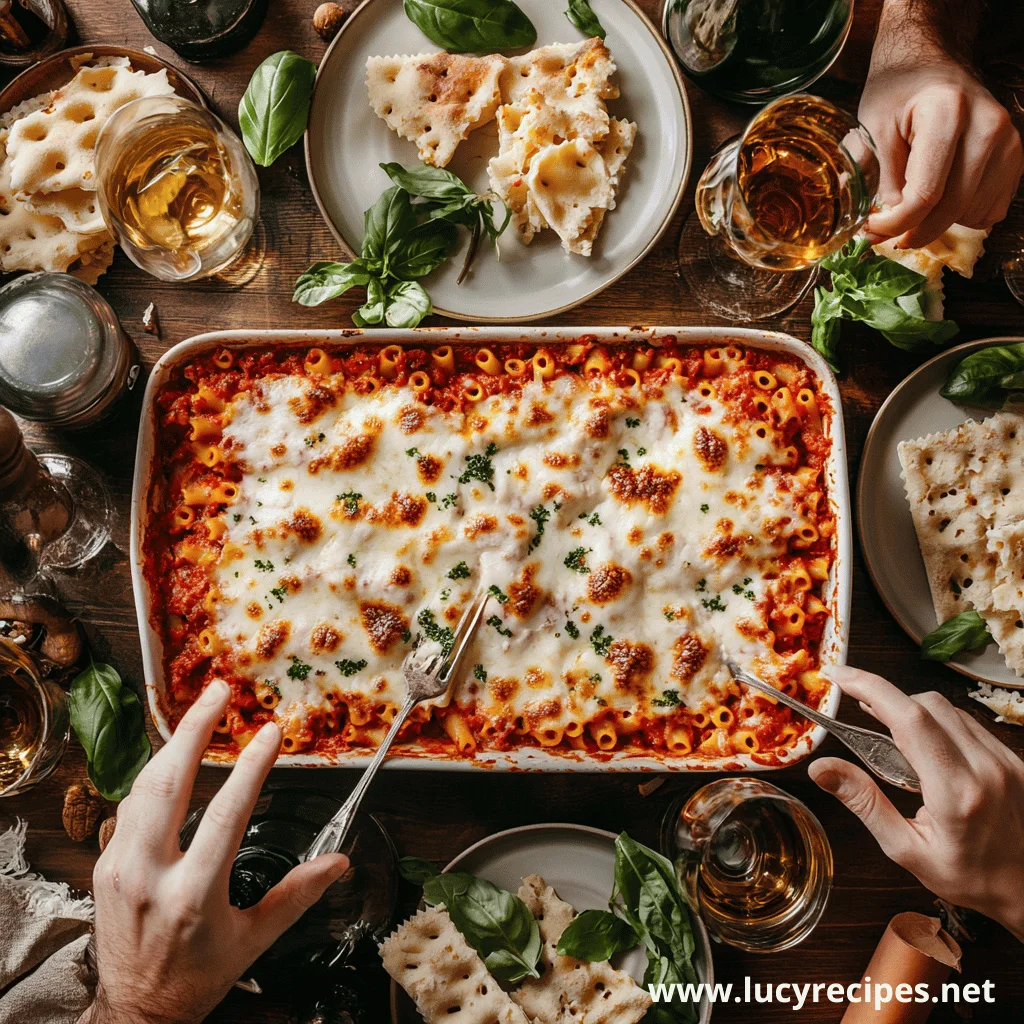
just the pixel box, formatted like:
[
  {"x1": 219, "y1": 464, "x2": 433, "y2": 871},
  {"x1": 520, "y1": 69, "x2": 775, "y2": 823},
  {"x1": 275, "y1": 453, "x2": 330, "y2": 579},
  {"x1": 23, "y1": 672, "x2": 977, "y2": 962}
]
[
  {"x1": 335, "y1": 658, "x2": 367, "y2": 677},
  {"x1": 702, "y1": 595, "x2": 727, "y2": 612},
  {"x1": 440, "y1": 588, "x2": 451, "y2": 601},
  {"x1": 254, "y1": 559, "x2": 274, "y2": 572},
  {"x1": 617, "y1": 448, "x2": 631, "y2": 464},
  {"x1": 595, "y1": 697, "x2": 607, "y2": 706},
  {"x1": 458, "y1": 445, "x2": 498, "y2": 490},
  {"x1": 447, "y1": 561, "x2": 471, "y2": 580},
  {"x1": 347, "y1": 553, "x2": 357, "y2": 568},
  {"x1": 652, "y1": 689, "x2": 681, "y2": 708},
  {"x1": 417, "y1": 609, "x2": 455, "y2": 657},
  {"x1": 529, "y1": 504, "x2": 551, "y2": 550},
  {"x1": 755, "y1": 463, "x2": 765, "y2": 471},
  {"x1": 590, "y1": 624, "x2": 614, "y2": 657},
  {"x1": 487, "y1": 614, "x2": 512, "y2": 638},
  {"x1": 233, "y1": 514, "x2": 242, "y2": 523},
  {"x1": 336, "y1": 491, "x2": 362, "y2": 516},
  {"x1": 405, "y1": 447, "x2": 420, "y2": 457},
  {"x1": 950, "y1": 579, "x2": 962, "y2": 595},
  {"x1": 564, "y1": 547, "x2": 593, "y2": 574},
  {"x1": 578, "y1": 511, "x2": 602, "y2": 526},
  {"x1": 401, "y1": 629, "x2": 412, "y2": 643},
  {"x1": 287, "y1": 657, "x2": 313, "y2": 681},
  {"x1": 441, "y1": 493, "x2": 458, "y2": 509},
  {"x1": 732, "y1": 583, "x2": 755, "y2": 600},
  {"x1": 700, "y1": 503, "x2": 709, "y2": 514},
  {"x1": 637, "y1": 447, "x2": 648, "y2": 457},
  {"x1": 257, "y1": 476, "x2": 267, "y2": 483},
  {"x1": 426, "y1": 491, "x2": 437, "y2": 503},
  {"x1": 663, "y1": 610, "x2": 675, "y2": 621},
  {"x1": 263, "y1": 680, "x2": 281, "y2": 697},
  {"x1": 304, "y1": 432, "x2": 326, "y2": 447},
  {"x1": 269, "y1": 586, "x2": 287, "y2": 603},
  {"x1": 234, "y1": 571, "x2": 239, "y2": 578},
  {"x1": 474, "y1": 664, "x2": 488, "y2": 682},
  {"x1": 696, "y1": 578, "x2": 707, "y2": 593},
  {"x1": 625, "y1": 417, "x2": 640, "y2": 428},
  {"x1": 249, "y1": 515, "x2": 257, "y2": 525},
  {"x1": 564, "y1": 619, "x2": 580, "y2": 640},
  {"x1": 488, "y1": 585, "x2": 509, "y2": 605}
]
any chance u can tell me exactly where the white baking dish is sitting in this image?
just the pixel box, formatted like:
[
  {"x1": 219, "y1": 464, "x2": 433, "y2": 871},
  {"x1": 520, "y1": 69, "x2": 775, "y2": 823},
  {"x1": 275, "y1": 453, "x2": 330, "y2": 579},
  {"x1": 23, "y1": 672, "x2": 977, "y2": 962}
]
[{"x1": 130, "y1": 327, "x2": 851, "y2": 771}]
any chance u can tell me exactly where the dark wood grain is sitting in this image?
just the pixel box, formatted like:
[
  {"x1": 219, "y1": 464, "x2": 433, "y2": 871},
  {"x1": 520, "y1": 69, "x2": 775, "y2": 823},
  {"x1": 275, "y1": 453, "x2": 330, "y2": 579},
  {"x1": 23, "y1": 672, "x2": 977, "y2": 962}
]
[{"x1": 4, "y1": 1, "x2": 1024, "y2": 1021}]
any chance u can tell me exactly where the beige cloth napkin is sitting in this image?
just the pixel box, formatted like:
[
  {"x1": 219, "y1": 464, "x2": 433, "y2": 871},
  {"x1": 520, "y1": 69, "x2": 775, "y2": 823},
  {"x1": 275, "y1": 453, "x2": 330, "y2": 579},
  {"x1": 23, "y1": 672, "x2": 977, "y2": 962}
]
[{"x1": 0, "y1": 819, "x2": 95, "y2": 1024}]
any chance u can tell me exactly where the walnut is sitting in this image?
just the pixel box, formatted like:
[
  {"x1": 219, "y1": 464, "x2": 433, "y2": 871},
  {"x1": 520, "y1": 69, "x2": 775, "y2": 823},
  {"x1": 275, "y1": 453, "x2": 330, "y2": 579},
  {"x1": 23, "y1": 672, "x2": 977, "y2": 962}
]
[
  {"x1": 62, "y1": 782, "x2": 105, "y2": 842},
  {"x1": 98, "y1": 816, "x2": 117, "y2": 851},
  {"x1": 313, "y1": 1, "x2": 356, "y2": 41}
]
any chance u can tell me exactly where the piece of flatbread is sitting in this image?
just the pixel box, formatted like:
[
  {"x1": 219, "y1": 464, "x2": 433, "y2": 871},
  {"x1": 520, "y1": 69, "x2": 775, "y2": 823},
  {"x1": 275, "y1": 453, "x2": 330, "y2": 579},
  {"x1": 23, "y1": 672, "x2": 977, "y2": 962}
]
[
  {"x1": 898, "y1": 412, "x2": 1024, "y2": 675},
  {"x1": 873, "y1": 224, "x2": 988, "y2": 320},
  {"x1": 988, "y1": 520, "x2": 1024, "y2": 614},
  {"x1": 5, "y1": 61, "x2": 175, "y2": 195},
  {"x1": 512, "y1": 875, "x2": 652, "y2": 1024},
  {"x1": 527, "y1": 139, "x2": 615, "y2": 256},
  {"x1": 970, "y1": 683, "x2": 1024, "y2": 723},
  {"x1": 503, "y1": 40, "x2": 619, "y2": 143},
  {"x1": 25, "y1": 187, "x2": 106, "y2": 234},
  {"x1": 366, "y1": 52, "x2": 506, "y2": 168},
  {"x1": 380, "y1": 906, "x2": 532, "y2": 1024}
]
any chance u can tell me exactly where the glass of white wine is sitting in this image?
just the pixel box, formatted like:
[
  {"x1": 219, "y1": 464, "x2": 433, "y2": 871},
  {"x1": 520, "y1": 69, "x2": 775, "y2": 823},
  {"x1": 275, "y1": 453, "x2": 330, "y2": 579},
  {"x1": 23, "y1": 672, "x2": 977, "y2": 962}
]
[
  {"x1": 664, "y1": 778, "x2": 833, "y2": 953},
  {"x1": 678, "y1": 92, "x2": 879, "y2": 320},
  {"x1": 95, "y1": 95, "x2": 259, "y2": 282}
]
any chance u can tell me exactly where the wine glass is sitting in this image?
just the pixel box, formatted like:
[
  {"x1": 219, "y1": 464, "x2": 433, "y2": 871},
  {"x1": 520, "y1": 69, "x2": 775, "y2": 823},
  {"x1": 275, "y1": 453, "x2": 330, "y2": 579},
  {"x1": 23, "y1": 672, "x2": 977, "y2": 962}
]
[
  {"x1": 662, "y1": 778, "x2": 833, "y2": 953},
  {"x1": 678, "y1": 92, "x2": 879, "y2": 321}
]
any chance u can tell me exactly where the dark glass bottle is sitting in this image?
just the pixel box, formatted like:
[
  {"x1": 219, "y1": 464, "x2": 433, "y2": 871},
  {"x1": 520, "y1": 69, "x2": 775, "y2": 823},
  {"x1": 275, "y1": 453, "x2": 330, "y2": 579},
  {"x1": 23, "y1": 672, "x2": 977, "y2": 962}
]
[{"x1": 130, "y1": 0, "x2": 269, "y2": 62}]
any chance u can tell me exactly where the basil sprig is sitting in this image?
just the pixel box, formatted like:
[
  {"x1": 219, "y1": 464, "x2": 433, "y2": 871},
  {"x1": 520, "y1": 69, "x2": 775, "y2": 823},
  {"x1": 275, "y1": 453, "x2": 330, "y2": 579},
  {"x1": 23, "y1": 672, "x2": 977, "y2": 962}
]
[
  {"x1": 920, "y1": 610, "x2": 993, "y2": 662},
  {"x1": 811, "y1": 239, "x2": 959, "y2": 371},
  {"x1": 238, "y1": 51, "x2": 317, "y2": 167},
  {"x1": 556, "y1": 908, "x2": 638, "y2": 961},
  {"x1": 940, "y1": 342, "x2": 1024, "y2": 407},
  {"x1": 67, "y1": 662, "x2": 151, "y2": 801},
  {"x1": 565, "y1": 0, "x2": 606, "y2": 39},
  {"x1": 403, "y1": 0, "x2": 537, "y2": 52},
  {"x1": 381, "y1": 161, "x2": 511, "y2": 282},
  {"x1": 422, "y1": 871, "x2": 543, "y2": 983},
  {"x1": 399, "y1": 856, "x2": 442, "y2": 884},
  {"x1": 293, "y1": 186, "x2": 456, "y2": 327}
]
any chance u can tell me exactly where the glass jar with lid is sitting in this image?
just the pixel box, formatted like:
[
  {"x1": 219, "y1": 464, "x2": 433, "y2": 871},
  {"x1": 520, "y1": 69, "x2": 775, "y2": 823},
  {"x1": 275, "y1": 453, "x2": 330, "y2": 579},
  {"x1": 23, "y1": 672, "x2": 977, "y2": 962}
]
[{"x1": 0, "y1": 272, "x2": 139, "y2": 429}]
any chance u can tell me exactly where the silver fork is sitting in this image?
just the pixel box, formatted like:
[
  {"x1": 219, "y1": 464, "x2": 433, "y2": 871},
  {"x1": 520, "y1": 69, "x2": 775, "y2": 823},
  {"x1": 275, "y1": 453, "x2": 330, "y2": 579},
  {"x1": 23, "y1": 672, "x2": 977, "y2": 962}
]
[
  {"x1": 725, "y1": 659, "x2": 922, "y2": 793},
  {"x1": 302, "y1": 590, "x2": 491, "y2": 861}
]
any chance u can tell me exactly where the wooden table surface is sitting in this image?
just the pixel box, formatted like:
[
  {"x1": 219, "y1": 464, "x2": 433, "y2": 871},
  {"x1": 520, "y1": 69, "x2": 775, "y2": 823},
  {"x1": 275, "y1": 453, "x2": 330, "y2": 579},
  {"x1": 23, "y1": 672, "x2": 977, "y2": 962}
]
[{"x1": 4, "y1": 0, "x2": 1024, "y2": 1021}]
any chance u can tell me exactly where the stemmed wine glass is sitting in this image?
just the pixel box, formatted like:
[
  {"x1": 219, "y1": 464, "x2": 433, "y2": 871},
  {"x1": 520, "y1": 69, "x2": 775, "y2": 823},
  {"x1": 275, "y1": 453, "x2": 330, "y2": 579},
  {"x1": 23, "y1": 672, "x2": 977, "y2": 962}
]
[{"x1": 678, "y1": 92, "x2": 880, "y2": 321}]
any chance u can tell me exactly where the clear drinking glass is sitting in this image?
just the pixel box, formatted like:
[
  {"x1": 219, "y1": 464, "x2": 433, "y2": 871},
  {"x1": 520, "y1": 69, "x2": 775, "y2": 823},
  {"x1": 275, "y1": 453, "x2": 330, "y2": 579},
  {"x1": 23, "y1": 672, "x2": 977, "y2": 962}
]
[
  {"x1": 678, "y1": 92, "x2": 879, "y2": 320},
  {"x1": 0, "y1": 640, "x2": 70, "y2": 797},
  {"x1": 95, "y1": 95, "x2": 259, "y2": 282},
  {"x1": 663, "y1": 0, "x2": 855, "y2": 105},
  {"x1": 663, "y1": 779, "x2": 833, "y2": 953}
]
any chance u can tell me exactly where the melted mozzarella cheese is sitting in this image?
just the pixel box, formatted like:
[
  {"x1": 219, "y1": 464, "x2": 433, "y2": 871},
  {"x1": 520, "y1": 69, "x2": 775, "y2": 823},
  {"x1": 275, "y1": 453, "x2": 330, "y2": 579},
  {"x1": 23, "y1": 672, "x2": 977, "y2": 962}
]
[{"x1": 212, "y1": 374, "x2": 824, "y2": 732}]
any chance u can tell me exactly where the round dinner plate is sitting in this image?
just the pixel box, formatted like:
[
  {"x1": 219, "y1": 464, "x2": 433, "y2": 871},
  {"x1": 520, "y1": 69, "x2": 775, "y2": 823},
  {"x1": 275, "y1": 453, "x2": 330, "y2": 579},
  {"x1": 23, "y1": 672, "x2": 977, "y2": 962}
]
[
  {"x1": 390, "y1": 823, "x2": 714, "y2": 1024},
  {"x1": 858, "y1": 337, "x2": 1024, "y2": 690},
  {"x1": 306, "y1": 0, "x2": 691, "y2": 323}
]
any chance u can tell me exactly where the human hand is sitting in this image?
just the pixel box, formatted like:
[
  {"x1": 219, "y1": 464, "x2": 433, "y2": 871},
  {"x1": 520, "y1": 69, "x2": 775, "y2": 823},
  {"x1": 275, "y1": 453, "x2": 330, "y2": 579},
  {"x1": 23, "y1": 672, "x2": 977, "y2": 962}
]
[
  {"x1": 859, "y1": 13, "x2": 1023, "y2": 248},
  {"x1": 809, "y1": 666, "x2": 1024, "y2": 942},
  {"x1": 79, "y1": 680, "x2": 349, "y2": 1024}
]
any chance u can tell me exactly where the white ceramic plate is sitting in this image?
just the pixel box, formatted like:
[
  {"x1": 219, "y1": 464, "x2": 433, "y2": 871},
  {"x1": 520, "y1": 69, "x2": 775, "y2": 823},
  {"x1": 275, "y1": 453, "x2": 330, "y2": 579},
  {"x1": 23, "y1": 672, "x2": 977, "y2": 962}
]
[
  {"x1": 305, "y1": 0, "x2": 691, "y2": 323},
  {"x1": 389, "y1": 823, "x2": 714, "y2": 1024},
  {"x1": 857, "y1": 337, "x2": 1024, "y2": 690}
]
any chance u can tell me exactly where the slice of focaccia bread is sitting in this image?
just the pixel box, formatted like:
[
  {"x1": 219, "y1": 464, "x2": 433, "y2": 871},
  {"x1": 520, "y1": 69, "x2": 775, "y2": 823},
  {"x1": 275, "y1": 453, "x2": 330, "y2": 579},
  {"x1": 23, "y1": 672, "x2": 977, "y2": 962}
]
[
  {"x1": 512, "y1": 875, "x2": 652, "y2": 1024},
  {"x1": 380, "y1": 905, "x2": 532, "y2": 1024},
  {"x1": 366, "y1": 52, "x2": 506, "y2": 167}
]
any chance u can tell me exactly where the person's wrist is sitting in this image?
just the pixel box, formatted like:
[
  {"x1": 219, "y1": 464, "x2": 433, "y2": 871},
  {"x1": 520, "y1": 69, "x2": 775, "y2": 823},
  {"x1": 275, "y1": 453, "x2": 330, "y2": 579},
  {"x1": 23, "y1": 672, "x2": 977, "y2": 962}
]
[
  {"x1": 873, "y1": 0, "x2": 975, "y2": 74},
  {"x1": 80, "y1": 989, "x2": 197, "y2": 1024}
]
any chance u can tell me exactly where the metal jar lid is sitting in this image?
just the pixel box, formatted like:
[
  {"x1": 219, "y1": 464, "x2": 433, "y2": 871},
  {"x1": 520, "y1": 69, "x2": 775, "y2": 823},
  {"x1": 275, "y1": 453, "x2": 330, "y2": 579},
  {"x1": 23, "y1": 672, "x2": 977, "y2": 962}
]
[{"x1": 0, "y1": 272, "x2": 139, "y2": 428}]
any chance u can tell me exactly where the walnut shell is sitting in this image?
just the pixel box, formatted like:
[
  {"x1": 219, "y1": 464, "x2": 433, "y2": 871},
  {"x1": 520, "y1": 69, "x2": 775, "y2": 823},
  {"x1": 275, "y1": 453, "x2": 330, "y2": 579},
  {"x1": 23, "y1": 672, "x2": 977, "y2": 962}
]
[
  {"x1": 98, "y1": 816, "x2": 117, "y2": 852},
  {"x1": 313, "y1": 1, "x2": 355, "y2": 41},
  {"x1": 63, "y1": 782, "x2": 105, "y2": 842}
]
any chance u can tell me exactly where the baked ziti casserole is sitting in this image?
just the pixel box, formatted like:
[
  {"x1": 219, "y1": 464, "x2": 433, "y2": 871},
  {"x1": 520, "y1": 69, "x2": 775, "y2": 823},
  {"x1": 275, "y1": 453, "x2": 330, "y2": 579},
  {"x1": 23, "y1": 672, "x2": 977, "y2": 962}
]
[{"x1": 142, "y1": 338, "x2": 836, "y2": 764}]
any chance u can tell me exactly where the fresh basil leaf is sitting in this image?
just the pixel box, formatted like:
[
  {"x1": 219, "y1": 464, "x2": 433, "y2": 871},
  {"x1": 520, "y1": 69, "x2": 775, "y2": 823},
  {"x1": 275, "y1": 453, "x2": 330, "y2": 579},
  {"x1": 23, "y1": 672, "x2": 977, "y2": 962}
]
[
  {"x1": 389, "y1": 220, "x2": 458, "y2": 279},
  {"x1": 999, "y1": 370, "x2": 1024, "y2": 390},
  {"x1": 353, "y1": 276, "x2": 386, "y2": 327},
  {"x1": 67, "y1": 662, "x2": 151, "y2": 802},
  {"x1": 810, "y1": 286, "x2": 842, "y2": 371},
  {"x1": 238, "y1": 51, "x2": 317, "y2": 167},
  {"x1": 940, "y1": 343, "x2": 1024, "y2": 406},
  {"x1": 380, "y1": 161, "x2": 473, "y2": 202},
  {"x1": 363, "y1": 187, "x2": 419, "y2": 265},
  {"x1": 403, "y1": 0, "x2": 537, "y2": 53},
  {"x1": 643, "y1": 951, "x2": 701, "y2": 1024},
  {"x1": 921, "y1": 610, "x2": 993, "y2": 662},
  {"x1": 385, "y1": 280, "x2": 433, "y2": 327},
  {"x1": 399, "y1": 856, "x2": 441, "y2": 884},
  {"x1": 293, "y1": 260, "x2": 371, "y2": 306},
  {"x1": 565, "y1": 0, "x2": 606, "y2": 39},
  {"x1": 422, "y1": 871, "x2": 542, "y2": 982},
  {"x1": 556, "y1": 909, "x2": 638, "y2": 960}
]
